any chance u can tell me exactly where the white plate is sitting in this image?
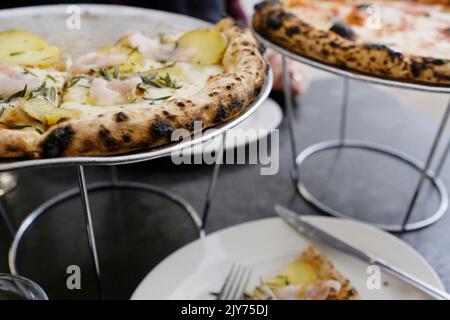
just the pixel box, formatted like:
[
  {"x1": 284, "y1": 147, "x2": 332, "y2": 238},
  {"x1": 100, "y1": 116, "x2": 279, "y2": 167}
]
[
  {"x1": 181, "y1": 98, "x2": 283, "y2": 156},
  {"x1": 131, "y1": 216, "x2": 444, "y2": 300}
]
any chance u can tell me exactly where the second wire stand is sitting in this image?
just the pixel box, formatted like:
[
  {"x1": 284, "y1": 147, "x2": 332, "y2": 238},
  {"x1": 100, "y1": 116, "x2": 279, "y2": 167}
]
[{"x1": 256, "y1": 31, "x2": 450, "y2": 232}]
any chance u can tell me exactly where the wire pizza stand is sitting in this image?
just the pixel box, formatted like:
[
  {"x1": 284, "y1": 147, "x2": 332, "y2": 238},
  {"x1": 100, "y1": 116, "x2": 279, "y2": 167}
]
[
  {"x1": 253, "y1": 30, "x2": 450, "y2": 233},
  {"x1": 0, "y1": 63, "x2": 273, "y2": 300}
]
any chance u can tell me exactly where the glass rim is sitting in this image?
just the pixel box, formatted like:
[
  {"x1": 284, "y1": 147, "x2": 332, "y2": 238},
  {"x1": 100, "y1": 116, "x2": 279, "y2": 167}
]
[{"x1": 0, "y1": 273, "x2": 48, "y2": 300}]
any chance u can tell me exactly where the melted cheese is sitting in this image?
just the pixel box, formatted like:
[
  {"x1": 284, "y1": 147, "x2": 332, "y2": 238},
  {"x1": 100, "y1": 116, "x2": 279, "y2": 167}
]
[{"x1": 61, "y1": 62, "x2": 222, "y2": 116}]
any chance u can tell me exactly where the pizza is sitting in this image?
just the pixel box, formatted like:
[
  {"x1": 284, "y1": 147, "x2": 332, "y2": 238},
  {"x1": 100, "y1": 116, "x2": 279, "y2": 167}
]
[
  {"x1": 0, "y1": 19, "x2": 266, "y2": 158},
  {"x1": 251, "y1": 246, "x2": 359, "y2": 300},
  {"x1": 253, "y1": 0, "x2": 450, "y2": 86}
]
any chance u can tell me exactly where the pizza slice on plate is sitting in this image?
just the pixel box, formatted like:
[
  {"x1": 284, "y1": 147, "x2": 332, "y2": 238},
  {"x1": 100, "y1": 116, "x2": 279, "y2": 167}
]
[
  {"x1": 252, "y1": 246, "x2": 360, "y2": 300},
  {"x1": 0, "y1": 19, "x2": 266, "y2": 159},
  {"x1": 253, "y1": 0, "x2": 450, "y2": 86}
]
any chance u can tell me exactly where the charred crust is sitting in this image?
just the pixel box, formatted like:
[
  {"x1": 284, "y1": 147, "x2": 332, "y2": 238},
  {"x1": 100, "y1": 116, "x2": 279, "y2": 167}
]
[
  {"x1": 254, "y1": 1, "x2": 268, "y2": 11},
  {"x1": 176, "y1": 101, "x2": 186, "y2": 107},
  {"x1": 231, "y1": 98, "x2": 244, "y2": 110},
  {"x1": 81, "y1": 139, "x2": 95, "y2": 153},
  {"x1": 363, "y1": 43, "x2": 402, "y2": 60},
  {"x1": 99, "y1": 127, "x2": 118, "y2": 150},
  {"x1": 115, "y1": 112, "x2": 128, "y2": 122},
  {"x1": 364, "y1": 43, "x2": 386, "y2": 50},
  {"x1": 266, "y1": 11, "x2": 283, "y2": 30},
  {"x1": 434, "y1": 71, "x2": 450, "y2": 81},
  {"x1": 329, "y1": 41, "x2": 340, "y2": 48},
  {"x1": 258, "y1": 42, "x2": 266, "y2": 54},
  {"x1": 122, "y1": 133, "x2": 132, "y2": 143},
  {"x1": 431, "y1": 58, "x2": 445, "y2": 66},
  {"x1": 254, "y1": 86, "x2": 262, "y2": 97},
  {"x1": 387, "y1": 49, "x2": 402, "y2": 60},
  {"x1": 152, "y1": 120, "x2": 173, "y2": 139},
  {"x1": 255, "y1": 0, "x2": 279, "y2": 11},
  {"x1": 411, "y1": 60, "x2": 423, "y2": 77},
  {"x1": 5, "y1": 145, "x2": 21, "y2": 153},
  {"x1": 42, "y1": 125, "x2": 74, "y2": 158},
  {"x1": 214, "y1": 105, "x2": 228, "y2": 123},
  {"x1": 329, "y1": 22, "x2": 356, "y2": 41},
  {"x1": 285, "y1": 26, "x2": 300, "y2": 37}
]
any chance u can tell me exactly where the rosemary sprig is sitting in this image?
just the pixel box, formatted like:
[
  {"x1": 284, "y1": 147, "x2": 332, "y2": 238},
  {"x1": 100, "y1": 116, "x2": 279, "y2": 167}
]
[
  {"x1": 0, "y1": 121, "x2": 31, "y2": 129},
  {"x1": 0, "y1": 107, "x2": 5, "y2": 118},
  {"x1": 140, "y1": 75, "x2": 161, "y2": 88},
  {"x1": 158, "y1": 73, "x2": 181, "y2": 89},
  {"x1": 128, "y1": 46, "x2": 139, "y2": 56},
  {"x1": 356, "y1": 3, "x2": 371, "y2": 9},
  {"x1": 6, "y1": 85, "x2": 28, "y2": 103},
  {"x1": 23, "y1": 68, "x2": 37, "y2": 77},
  {"x1": 99, "y1": 67, "x2": 112, "y2": 81},
  {"x1": 49, "y1": 87, "x2": 57, "y2": 103},
  {"x1": 9, "y1": 51, "x2": 24, "y2": 56},
  {"x1": 140, "y1": 73, "x2": 181, "y2": 89},
  {"x1": 113, "y1": 65, "x2": 120, "y2": 79},
  {"x1": 158, "y1": 33, "x2": 167, "y2": 45},
  {"x1": 68, "y1": 76, "x2": 85, "y2": 88},
  {"x1": 144, "y1": 95, "x2": 172, "y2": 105},
  {"x1": 29, "y1": 82, "x2": 48, "y2": 100},
  {"x1": 46, "y1": 74, "x2": 57, "y2": 82}
]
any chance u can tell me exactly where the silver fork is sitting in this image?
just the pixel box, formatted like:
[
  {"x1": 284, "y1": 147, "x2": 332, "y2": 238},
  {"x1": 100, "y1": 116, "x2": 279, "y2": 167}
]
[{"x1": 217, "y1": 264, "x2": 252, "y2": 300}]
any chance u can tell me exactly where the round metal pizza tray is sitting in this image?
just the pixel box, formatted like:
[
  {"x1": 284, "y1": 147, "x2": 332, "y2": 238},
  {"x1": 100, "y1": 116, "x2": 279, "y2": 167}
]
[
  {"x1": 0, "y1": 5, "x2": 273, "y2": 172},
  {"x1": 252, "y1": 30, "x2": 450, "y2": 94}
]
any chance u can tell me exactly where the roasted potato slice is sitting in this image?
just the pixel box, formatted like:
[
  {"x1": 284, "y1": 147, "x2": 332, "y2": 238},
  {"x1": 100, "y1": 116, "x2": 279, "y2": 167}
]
[
  {"x1": 0, "y1": 46, "x2": 64, "y2": 69},
  {"x1": 0, "y1": 30, "x2": 65, "y2": 70},
  {"x1": 177, "y1": 29, "x2": 226, "y2": 65},
  {"x1": 267, "y1": 261, "x2": 317, "y2": 287},
  {"x1": 21, "y1": 98, "x2": 80, "y2": 125},
  {"x1": 0, "y1": 30, "x2": 47, "y2": 53}
]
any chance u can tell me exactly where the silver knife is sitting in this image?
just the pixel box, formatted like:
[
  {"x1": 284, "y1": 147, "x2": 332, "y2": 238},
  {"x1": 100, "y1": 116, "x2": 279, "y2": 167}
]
[{"x1": 275, "y1": 205, "x2": 450, "y2": 300}]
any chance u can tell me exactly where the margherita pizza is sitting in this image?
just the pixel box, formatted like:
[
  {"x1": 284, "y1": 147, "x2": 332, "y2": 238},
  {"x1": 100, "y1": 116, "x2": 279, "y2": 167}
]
[
  {"x1": 253, "y1": 0, "x2": 450, "y2": 85},
  {"x1": 0, "y1": 19, "x2": 266, "y2": 158}
]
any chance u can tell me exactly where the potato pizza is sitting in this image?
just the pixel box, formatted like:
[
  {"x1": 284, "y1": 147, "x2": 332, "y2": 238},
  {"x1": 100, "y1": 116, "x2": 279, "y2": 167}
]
[{"x1": 0, "y1": 19, "x2": 267, "y2": 158}]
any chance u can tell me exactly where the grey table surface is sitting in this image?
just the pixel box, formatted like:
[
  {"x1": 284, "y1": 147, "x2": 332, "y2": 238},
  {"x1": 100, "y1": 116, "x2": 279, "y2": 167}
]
[{"x1": 0, "y1": 77, "x2": 449, "y2": 299}]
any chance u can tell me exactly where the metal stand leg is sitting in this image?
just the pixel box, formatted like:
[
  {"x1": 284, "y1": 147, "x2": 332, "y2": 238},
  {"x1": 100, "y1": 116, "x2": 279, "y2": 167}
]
[
  {"x1": 0, "y1": 172, "x2": 18, "y2": 237},
  {"x1": 76, "y1": 166, "x2": 102, "y2": 299},
  {"x1": 339, "y1": 78, "x2": 350, "y2": 144},
  {"x1": 201, "y1": 134, "x2": 225, "y2": 231},
  {"x1": 282, "y1": 57, "x2": 300, "y2": 183},
  {"x1": 401, "y1": 98, "x2": 450, "y2": 230},
  {"x1": 0, "y1": 199, "x2": 15, "y2": 238},
  {"x1": 435, "y1": 104, "x2": 450, "y2": 177}
]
